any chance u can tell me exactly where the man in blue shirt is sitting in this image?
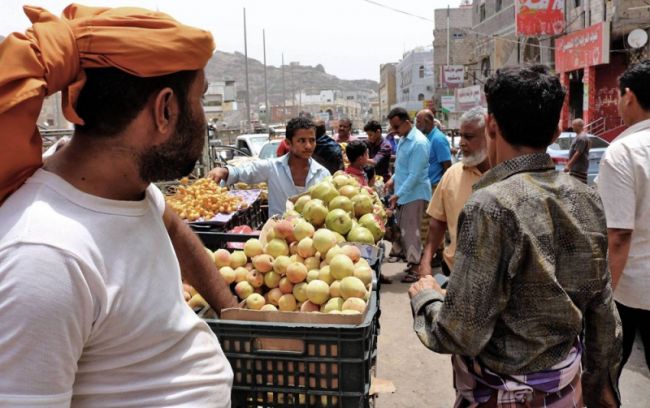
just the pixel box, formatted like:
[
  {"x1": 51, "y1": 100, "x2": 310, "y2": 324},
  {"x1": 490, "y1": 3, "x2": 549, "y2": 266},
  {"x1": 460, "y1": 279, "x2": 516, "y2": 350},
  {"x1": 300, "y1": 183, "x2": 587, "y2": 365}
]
[
  {"x1": 415, "y1": 110, "x2": 452, "y2": 267},
  {"x1": 385, "y1": 108, "x2": 432, "y2": 282},
  {"x1": 208, "y1": 117, "x2": 330, "y2": 217},
  {"x1": 416, "y1": 109, "x2": 452, "y2": 187}
]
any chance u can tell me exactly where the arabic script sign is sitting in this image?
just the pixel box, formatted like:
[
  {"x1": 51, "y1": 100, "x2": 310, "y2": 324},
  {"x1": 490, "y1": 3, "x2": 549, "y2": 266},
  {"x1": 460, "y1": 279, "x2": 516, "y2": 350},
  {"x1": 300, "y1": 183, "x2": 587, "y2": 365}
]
[
  {"x1": 440, "y1": 65, "x2": 464, "y2": 89},
  {"x1": 555, "y1": 22, "x2": 610, "y2": 73},
  {"x1": 455, "y1": 85, "x2": 485, "y2": 112},
  {"x1": 516, "y1": 0, "x2": 565, "y2": 36}
]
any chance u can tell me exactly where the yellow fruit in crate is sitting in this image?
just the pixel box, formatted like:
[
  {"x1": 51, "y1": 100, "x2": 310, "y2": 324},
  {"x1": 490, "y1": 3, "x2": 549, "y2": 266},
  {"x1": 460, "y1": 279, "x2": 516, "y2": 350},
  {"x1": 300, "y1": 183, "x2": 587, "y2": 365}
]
[
  {"x1": 213, "y1": 249, "x2": 231, "y2": 268},
  {"x1": 230, "y1": 251, "x2": 247, "y2": 268},
  {"x1": 278, "y1": 294, "x2": 297, "y2": 311},
  {"x1": 188, "y1": 293, "x2": 209, "y2": 309},
  {"x1": 246, "y1": 293, "x2": 266, "y2": 310},
  {"x1": 244, "y1": 239, "x2": 264, "y2": 258},
  {"x1": 306, "y1": 280, "x2": 330, "y2": 305},
  {"x1": 340, "y1": 276, "x2": 367, "y2": 300},
  {"x1": 342, "y1": 297, "x2": 366, "y2": 313}
]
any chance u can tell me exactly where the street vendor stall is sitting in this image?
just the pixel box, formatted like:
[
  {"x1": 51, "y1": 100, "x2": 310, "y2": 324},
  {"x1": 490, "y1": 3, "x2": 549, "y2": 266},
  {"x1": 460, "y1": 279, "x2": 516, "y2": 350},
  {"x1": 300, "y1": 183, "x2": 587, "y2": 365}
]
[{"x1": 166, "y1": 172, "x2": 388, "y2": 407}]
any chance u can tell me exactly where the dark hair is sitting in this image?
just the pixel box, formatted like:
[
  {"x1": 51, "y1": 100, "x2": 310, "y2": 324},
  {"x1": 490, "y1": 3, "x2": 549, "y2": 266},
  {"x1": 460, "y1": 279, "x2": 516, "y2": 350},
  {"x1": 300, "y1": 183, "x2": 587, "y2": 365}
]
[
  {"x1": 315, "y1": 121, "x2": 327, "y2": 138},
  {"x1": 363, "y1": 120, "x2": 382, "y2": 133},
  {"x1": 339, "y1": 118, "x2": 352, "y2": 128},
  {"x1": 484, "y1": 65, "x2": 565, "y2": 148},
  {"x1": 345, "y1": 140, "x2": 368, "y2": 164},
  {"x1": 387, "y1": 107, "x2": 410, "y2": 122},
  {"x1": 286, "y1": 117, "x2": 315, "y2": 140},
  {"x1": 75, "y1": 68, "x2": 198, "y2": 137},
  {"x1": 619, "y1": 60, "x2": 650, "y2": 111}
]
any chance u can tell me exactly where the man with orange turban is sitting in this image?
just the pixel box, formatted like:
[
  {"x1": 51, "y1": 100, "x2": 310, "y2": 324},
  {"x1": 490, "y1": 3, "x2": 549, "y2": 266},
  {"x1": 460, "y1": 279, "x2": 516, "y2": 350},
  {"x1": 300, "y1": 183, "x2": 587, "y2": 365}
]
[{"x1": 0, "y1": 4, "x2": 234, "y2": 406}]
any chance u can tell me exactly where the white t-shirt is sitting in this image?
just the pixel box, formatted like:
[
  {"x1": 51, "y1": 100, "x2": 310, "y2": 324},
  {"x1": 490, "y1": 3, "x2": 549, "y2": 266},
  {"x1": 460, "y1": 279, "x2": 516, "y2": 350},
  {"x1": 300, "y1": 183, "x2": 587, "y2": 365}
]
[
  {"x1": 0, "y1": 169, "x2": 233, "y2": 407},
  {"x1": 598, "y1": 118, "x2": 650, "y2": 310}
]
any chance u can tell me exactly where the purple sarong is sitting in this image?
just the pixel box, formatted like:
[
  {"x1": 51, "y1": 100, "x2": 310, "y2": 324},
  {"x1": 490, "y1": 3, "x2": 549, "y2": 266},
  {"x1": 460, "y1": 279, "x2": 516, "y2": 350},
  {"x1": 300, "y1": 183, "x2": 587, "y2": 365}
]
[{"x1": 452, "y1": 343, "x2": 582, "y2": 407}]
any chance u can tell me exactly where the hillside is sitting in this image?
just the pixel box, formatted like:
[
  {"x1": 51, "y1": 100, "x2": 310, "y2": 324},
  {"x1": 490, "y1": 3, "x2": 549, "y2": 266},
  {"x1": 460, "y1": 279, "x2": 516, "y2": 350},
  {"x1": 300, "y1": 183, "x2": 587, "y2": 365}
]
[{"x1": 206, "y1": 51, "x2": 378, "y2": 106}]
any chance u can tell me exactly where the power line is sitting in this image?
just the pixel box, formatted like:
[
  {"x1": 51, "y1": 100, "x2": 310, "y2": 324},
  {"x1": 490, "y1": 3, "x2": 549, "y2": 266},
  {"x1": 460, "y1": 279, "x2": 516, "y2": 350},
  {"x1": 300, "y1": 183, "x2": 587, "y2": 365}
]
[
  {"x1": 361, "y1": 0, "x2": 433, "y2": 23},
  {"x1": 359, "y1": 0, "x2": 604, "y2": 52}
]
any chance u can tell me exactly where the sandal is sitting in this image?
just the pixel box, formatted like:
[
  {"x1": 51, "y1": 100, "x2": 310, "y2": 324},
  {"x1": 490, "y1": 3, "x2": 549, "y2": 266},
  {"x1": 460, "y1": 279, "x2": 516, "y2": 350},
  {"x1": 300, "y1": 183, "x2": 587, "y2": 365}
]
[
  {"x1": 385, "y1": 256, "x2": 403, "y2": 263},
  {"x1": 400, "y1": 272, "x2": 419, "y2": 283}
]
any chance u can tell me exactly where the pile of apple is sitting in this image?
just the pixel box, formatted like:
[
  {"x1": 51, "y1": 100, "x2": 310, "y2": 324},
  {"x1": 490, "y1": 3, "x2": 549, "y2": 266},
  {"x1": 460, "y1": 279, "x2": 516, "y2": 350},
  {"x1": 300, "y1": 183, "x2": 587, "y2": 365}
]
[
  {"x1": 213, "y1": 218, "x2": 375, "y2": 314},
  {"x1": 287, "y1": 171, "x2": 387, "y2": 245}
]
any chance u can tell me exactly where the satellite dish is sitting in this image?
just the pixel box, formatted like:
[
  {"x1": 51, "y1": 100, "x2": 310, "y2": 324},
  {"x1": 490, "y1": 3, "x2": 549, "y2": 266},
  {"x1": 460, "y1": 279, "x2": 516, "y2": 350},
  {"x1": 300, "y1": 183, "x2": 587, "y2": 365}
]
[{"x1": 628, "y1": 29, "x2": 648, "y2": 49}]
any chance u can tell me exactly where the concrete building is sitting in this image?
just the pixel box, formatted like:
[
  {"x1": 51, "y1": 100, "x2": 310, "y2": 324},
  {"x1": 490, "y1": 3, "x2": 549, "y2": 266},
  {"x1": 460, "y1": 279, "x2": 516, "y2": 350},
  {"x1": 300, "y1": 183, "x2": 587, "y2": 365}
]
[
  {"x1": 465, "y1": 0, "x2": 650, "y2": 139},
  {"x1": 378, "y1": 63, "x2": 397, "y2": 123},
  {"x1": 433, "y1": 5, "x2": 475, "y2": 127},
  {"x1": 204, "y1": 80, "x2": 236, "y2": 123},
  {"x1": 392, "y1": 47, "x2": 435, "y2": 120},
  {"x1": 556, "y1": 0, "x2": 650, "y2": 140}
]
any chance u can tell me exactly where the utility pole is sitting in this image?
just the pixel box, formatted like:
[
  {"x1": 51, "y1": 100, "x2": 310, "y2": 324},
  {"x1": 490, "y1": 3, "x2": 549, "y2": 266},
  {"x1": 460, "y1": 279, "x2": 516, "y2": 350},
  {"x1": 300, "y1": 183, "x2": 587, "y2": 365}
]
[
  {"x1": 263, "y1": 29, "x2": 270, "y2": 126},
  {"x1": 282, "y1": 53, "x2": 287, "y2": 124},
  {"x1": 243, "y1": 8, "x2": 251, "y2": 132}
]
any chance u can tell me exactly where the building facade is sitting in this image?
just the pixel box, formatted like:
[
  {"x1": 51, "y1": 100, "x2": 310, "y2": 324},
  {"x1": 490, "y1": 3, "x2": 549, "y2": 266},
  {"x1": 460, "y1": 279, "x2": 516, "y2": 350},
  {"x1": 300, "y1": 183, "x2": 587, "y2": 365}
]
[
  {"x1": 434, "y1": 5, "x2": 475, "y2": 127},
  {"x1": 392, "y1": 47, "x2": 435, "y2": 119},
  {"x1": 379, "y1": 63, "x2": 397, "y2": 123}
]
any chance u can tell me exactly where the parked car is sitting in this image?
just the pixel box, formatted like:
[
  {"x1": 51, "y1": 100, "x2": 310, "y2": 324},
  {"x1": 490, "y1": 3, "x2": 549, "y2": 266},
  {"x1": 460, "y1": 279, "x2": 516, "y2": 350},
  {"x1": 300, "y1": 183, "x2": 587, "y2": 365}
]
[
  {"x1": 546, "y1": 132, "x2": 609, "y2": 185},
  {"x1": 259, "y1": 139, "x2": 283, "y2": 159},
  {"x1": 234, "y1": 133, "x2": 271, "y2": 157}
]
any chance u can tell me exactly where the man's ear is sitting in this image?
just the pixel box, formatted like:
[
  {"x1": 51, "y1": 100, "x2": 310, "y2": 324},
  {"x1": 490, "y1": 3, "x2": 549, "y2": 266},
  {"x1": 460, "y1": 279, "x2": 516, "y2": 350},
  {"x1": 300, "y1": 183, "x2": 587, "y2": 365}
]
[
  {"x1": 152, "y1": 87, "x2": 177, "y2": 140},
  {"x1": 625, "y1": 87, "x2": 638, "y2": 108},
  {"x1": 485, "y1": 113, "x2": 498, "y2": 140}
]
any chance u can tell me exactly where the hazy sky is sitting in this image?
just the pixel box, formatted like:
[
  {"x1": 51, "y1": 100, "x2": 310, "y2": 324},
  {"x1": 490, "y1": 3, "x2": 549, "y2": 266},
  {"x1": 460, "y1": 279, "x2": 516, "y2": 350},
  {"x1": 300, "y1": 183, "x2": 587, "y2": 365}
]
[{"x1": 1, "y1": 0, "x2": 462, "y2": 81}]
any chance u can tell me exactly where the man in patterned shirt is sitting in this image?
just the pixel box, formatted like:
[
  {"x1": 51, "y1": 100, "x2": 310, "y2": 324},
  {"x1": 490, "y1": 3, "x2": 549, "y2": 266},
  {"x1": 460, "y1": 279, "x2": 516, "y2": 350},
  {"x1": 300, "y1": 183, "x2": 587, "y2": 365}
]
[{"x1": 409, "y1": 65, "x2": 622, "y2": 407}]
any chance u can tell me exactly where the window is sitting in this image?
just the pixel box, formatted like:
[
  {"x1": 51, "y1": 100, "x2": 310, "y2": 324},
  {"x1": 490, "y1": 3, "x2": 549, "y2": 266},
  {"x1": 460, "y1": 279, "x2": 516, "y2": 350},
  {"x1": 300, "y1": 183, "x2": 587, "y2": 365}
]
[
  {"x1": 419, "y1": 65, "x2": 425, "y2": 78},
  {"x1": 479, "y1": 4, "x2": 486, "y2": 21},
  {"x1": 496, "y1": 0, "x2": 502, "y2": 12},
  {"x1": 418, "y1": 93, "x2": 425, "y2": 101},
  {"x1": 481, "y1": 57, "x2": 491, "y2": 78}
]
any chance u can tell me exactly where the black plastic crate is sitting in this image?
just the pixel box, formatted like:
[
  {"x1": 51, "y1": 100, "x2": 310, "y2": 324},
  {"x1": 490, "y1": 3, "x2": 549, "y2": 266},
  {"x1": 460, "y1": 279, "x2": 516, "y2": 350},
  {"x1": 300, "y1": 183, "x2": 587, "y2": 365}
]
[
  {"x1": 188, "y1": 197, "x2": 267, "y2": 233},
  {"x1": 205, "y1": 292, "x2": 378, "y2": 408}
]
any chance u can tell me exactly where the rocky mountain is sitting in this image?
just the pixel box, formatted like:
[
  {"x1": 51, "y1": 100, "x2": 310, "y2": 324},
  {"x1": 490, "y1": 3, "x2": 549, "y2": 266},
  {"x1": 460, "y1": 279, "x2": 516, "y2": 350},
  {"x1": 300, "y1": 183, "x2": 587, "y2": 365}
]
[{"x1": 206, "y1": 51, "x2": 378, "y2": 106}]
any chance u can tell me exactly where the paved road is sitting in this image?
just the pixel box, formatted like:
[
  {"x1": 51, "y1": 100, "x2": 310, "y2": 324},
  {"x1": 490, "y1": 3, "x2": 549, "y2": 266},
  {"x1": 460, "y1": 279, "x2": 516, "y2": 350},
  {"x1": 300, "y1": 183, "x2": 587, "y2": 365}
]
[{"x1": 375, "y1": 260, "x2": 650, "y2": 407}]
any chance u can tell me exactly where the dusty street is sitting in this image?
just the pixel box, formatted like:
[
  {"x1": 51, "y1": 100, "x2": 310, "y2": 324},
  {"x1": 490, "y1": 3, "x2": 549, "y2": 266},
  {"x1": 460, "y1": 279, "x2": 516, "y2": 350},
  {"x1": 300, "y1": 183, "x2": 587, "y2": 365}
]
[{"x1": 374, "y1": 259, "x2": 650, "y2": 407}]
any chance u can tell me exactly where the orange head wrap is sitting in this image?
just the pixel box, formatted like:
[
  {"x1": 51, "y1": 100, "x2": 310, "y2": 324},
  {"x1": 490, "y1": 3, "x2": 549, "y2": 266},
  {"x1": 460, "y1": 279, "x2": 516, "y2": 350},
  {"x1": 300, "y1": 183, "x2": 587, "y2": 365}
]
[{"x1": 0, "y1": 3, "x2": 215, "y2": 203}]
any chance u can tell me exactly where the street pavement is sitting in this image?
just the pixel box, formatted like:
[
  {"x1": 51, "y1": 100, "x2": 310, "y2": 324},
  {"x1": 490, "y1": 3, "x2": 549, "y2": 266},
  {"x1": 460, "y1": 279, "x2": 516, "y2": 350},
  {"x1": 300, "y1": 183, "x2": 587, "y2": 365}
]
[{"x1": 374, "y1": 259, "x2": 650, "y2": 407}]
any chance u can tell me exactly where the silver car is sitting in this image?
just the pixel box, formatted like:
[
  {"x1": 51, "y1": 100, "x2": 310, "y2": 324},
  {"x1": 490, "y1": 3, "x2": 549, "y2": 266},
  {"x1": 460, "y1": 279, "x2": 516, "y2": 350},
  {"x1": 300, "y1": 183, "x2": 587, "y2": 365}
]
[{"x1": 546, "y1": 132, "x2": 610, "y2": 185}]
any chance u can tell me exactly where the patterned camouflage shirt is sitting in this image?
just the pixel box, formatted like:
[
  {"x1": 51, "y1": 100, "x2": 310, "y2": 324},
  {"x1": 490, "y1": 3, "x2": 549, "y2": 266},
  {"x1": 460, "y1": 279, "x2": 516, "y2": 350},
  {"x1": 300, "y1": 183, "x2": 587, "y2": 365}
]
[{"x1": 411, "y1": 153, "x2": 622, "y2": 404}]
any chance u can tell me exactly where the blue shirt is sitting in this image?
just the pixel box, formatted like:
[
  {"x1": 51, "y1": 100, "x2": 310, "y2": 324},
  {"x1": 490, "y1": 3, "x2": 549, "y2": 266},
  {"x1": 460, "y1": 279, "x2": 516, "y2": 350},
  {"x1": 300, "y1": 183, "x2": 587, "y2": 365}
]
[
  {"x1": 385, "y1": 134, "x2": 398, "y2": 154},
  {"x1": 227, "y1": 154, "x2": 330, "y2": 217},
  {"x1": 426, "y1": 128, "x2": 452, "y2": 185},
  {"x1": 393, "y1": 127, "x2": 432, "y2": 205}
]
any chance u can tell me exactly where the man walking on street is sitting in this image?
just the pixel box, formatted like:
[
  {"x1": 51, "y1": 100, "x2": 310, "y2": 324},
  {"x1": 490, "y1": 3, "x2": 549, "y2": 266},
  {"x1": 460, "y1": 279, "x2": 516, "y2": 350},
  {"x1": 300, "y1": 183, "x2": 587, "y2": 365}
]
[
  {"x1": 419, "y1": 107, "x2": 490, "y2": 278},
  {"x1": 598, "y1": 60, "x2": 650, "y2": 375},
  {"x1": 385, "y1": 108, "x2": 431, "y2": 282},
  {"x1": 564, "y1": 118, "x2": 591, "y2": 183},
  {"x1": 416, "y1": 109, "x2": 452, "y2": 188},
  {"x1": 409, "y1": 65, "x2": 621, "y2": 407},
  {"x1": 0, "y1": 5, "x2": 234, "y2": 405}
]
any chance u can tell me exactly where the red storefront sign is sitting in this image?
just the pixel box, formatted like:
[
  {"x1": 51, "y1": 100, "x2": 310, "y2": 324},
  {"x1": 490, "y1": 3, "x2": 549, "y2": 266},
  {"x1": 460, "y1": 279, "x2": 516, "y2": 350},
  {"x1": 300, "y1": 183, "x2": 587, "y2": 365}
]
[
  {"x1": 555, "y1": 22, "x2": 610, "y2": 73},
  {"x1": 516, "y1": 0, "x2": 565, "y2": 36}
]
